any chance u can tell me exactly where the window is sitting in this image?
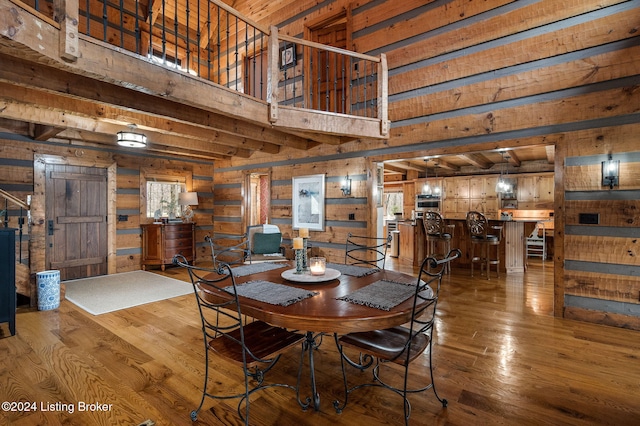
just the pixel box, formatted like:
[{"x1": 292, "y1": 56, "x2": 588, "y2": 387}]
[
  {"x1": 384, "y1": 192, "x2": 403, "y2": 220},
  {"x1": 146, "y1": 180, "x2": 185, "y2": 219},
  {"x1": 140, "y1": 169, "x2": 193, "y2": 221}
]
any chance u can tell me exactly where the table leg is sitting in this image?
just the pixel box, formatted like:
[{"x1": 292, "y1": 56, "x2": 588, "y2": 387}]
[{"x1": 296, "y1": 331, "x2": 321, "y2": 411}]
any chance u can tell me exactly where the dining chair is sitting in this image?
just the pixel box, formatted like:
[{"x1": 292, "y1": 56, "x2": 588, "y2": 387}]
[
  {"x1": 205, "y1": 234, "x2": 251, "y2": 268},
  {"x1": 333, "y1": 249, "x2": 461, "y2": 425},
  {"x1": 172, "y1": 255, "x2": 304, "y2": 425},
  {"x1": 344, "y1": 232, "x2": 392, "y2": 269},
  {"x1": 466, "y1": 211, "x2": 503, "y2": 280},
  {"x1": 423, "y1": 211, "x2": 453, "y2": 273}
]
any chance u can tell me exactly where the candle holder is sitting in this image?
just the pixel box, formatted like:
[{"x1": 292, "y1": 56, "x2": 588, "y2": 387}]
[
  {"x1": 302, "y1": 237, "x2": 309, "y2": 271},
  {"x1": 309, "y1": 257, "x2": 326, "y2": 276},
  {"x1": 295, "y1": 249, "x2": 304, "y2": 274}
]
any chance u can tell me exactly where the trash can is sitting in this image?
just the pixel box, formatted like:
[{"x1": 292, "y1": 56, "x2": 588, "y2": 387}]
[{"x1": 37, "y1": 270, "x2": 60, "y2": 311}]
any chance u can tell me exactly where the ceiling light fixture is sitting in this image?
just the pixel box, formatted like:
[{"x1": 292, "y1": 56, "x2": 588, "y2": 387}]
[{"x1": 117, "y1": 125, "x2": 147, "y2": 148}]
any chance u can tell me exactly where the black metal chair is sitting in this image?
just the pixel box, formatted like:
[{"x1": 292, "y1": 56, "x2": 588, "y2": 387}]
[
  {"x1": 333, "y1": 249, "x2": 461, "y2": 425},
  {"x1": 173, "y1": 255, "x2": 304, "y2": 425},
  {"x1": 205, "y1": 234, "x2": 251, "y2": 268},
  {"x1": 466, "y1": 211, "x2": 503, "y2": 280},
  {"x1": 344, "y1": 232, "x2": 392, "y2": 269}
]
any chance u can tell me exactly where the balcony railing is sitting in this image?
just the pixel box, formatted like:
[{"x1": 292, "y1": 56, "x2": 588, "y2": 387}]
[{"x1": 20, "y1": 0, "x2": 387, "y2": 126}]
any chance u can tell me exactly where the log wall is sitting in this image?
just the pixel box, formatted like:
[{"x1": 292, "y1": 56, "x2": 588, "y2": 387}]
[
  {"x1": 0, "y1": 133, "x2": 214, "y2": 299},
  {"x1": 215, "y1": 0, "x2": 640, "y2": 329}
]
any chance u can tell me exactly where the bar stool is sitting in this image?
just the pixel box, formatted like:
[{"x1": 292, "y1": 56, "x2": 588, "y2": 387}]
[
  {"x1": 466, "y1": 211, "x2": 502, "y2": 280},
  {"x1": 423, "y1": 211, "x2": 453, "y2": 273}
]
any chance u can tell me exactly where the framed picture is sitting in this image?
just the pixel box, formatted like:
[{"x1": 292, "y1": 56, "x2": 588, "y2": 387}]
[
  {"x1": 280, "y1": 44, "x2": 296, "y2": 70},
  {"x1": 292, "y1": 174, "x2": 325, "y2": 231}
]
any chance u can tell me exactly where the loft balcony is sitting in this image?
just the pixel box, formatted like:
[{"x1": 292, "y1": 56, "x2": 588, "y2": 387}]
[{"x1": 0, "y1": 0, "x2": 389, "y2": 159}]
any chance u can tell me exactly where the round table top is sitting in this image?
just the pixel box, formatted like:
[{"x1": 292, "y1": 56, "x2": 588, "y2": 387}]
[{"x1": 203, "y1": 262, "x2": 429, "y2": 334}]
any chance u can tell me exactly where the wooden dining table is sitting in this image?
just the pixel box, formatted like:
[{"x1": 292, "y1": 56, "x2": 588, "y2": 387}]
[{"x1": 203, "y1": 261, "x2": 428, "y2": 411}]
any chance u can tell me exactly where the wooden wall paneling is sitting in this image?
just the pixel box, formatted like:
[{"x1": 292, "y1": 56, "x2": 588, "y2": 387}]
[
  {"x1": 391, "y1": 86, "x2": 639, "y2": 147},
  {"x1": 564, "y1": 123, "x2": 640, "y2": 157},
  {"x1": 390, "y1": 45, "x2": 640, "y2": 122},
  {"x1": 565, "y1": 270, "x2": 640, "y2": 303},
  {"x1": 383, "y1": 0, "x2": 626, "y2": 70},
  {"x1": 565, "y1": 200, "x2": 640, "y2": 227},
  {"x1": 565, "y1": 235, "x2": 640, "y2": 266},
  {"x1": 386, "y1": 3, "x2": 639, "y2": 95}
]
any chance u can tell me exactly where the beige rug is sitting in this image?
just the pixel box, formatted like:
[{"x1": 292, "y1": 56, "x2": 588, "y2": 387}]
[{"x1": 64, "y1": 271, "x2": 192, "y2": 315}]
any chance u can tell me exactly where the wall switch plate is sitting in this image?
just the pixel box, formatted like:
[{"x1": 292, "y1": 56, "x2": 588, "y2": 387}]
[
  {"x1": 348, "y1": 213, "x2": 355, "y2": 220},
  {"x1": 118, "y1": 214, "x2": 129, "y2": 222},
  {"x1": 578, "y1": 213, "x2": 599, "y2": 224}
]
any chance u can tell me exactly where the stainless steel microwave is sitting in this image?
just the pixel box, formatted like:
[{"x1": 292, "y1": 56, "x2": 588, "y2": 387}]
[{"x1": 415, "y1": 194, "x2": 440, "y2": 211}]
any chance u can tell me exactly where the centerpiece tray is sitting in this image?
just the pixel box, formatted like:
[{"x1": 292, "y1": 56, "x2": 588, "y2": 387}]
[{"x1": 281, "y1": 268, "x2": 341, "y2": 283}]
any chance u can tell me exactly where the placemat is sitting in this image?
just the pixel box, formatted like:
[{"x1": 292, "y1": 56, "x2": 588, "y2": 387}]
[
  {"x1": 228, "y1": 262, "x2": 288, "y2": 277},
  {"x1": 337, "y1": 279, "x2": 418, "y2": 311},
  {"x1": 326, "y1": 263, "x2": 379, "y2": 277},
  {"x1": 225, "y1": 280, "x2": 318, "y2": 306}
]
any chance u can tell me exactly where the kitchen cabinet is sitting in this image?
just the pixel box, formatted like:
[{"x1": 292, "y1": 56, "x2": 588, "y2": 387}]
[
  {"x1": 469, "y1": 176, "x2": 499, "y2": 219},
  {"x1": 398, "y1": 220, "x2": 425, "y2": 267},
  {"x1": 142, "y1": 223, "x2": 195, "y2": 271},
  {"x1": 518, "y1": 174, "x2": 553, "y2": 209}
]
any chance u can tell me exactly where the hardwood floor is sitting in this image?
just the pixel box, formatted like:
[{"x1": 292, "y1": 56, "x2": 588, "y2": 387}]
[{"x1": 2, "y1": 259, "x2": 640, "y2": 425}]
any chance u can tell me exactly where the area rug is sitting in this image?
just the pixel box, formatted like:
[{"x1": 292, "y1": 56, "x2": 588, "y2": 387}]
[{"x1": 64, "y1": 271, "x2": 192, "y2": 315}]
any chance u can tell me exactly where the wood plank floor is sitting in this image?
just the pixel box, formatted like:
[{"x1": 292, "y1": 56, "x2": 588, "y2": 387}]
[{"x1": 2, "y1": 259, "x2": 640, "y2": 425}]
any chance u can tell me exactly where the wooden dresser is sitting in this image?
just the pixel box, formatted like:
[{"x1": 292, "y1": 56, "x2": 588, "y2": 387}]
[{"x1": 141, "y1": 223, "x2": 195, "y2": 271}]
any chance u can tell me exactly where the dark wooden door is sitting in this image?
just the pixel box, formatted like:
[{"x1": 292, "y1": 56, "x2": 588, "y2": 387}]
[
  {"x1": 311, "y1": 21, "x2": 348, "y2": 114},
  {"x1": 45, "y1": 164, "x2": 108, "y2": 280}
]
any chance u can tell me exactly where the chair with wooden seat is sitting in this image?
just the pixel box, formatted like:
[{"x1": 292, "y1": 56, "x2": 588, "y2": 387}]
[
  {"x1": 333, "y1": 249, "x2": 461, "y2": 425},
  {"x1": 173, "y1": 255, "x2": 304, "y2": 425},
  {"x1": 344, "y1": 232, "x2": 392, "y2": 270},
  {"x1": 205, "y1": 234, "x2": 251, "y2": 268},
  {"x1": 466, "y1": 211, "x2": 503, "y2": 280},
  {"x1": 423, "y1": 211, "x2": 454, "y2": 273},
  {"x1": 526, "y1": 222, "x2": 546, "y2": 260}
]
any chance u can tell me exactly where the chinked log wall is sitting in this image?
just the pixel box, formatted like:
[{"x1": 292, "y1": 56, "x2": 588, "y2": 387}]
[
  {"x1": 0, "y1": 134, "x2": 215, "y2": 294},
  {"x1": 214, "y1": 0, "x2": 640, "y2": 330}
]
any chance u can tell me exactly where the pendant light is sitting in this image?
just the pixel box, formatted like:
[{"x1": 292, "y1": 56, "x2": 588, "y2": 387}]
[
  {"x1": 422, "y1": 159, "x2": 432, "y2": 195},
  {"x1": 495, "y1": 151, "x2": 512, "y2": 194}
]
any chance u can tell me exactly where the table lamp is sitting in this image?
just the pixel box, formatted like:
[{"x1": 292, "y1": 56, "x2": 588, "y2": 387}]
[{"x1": 179, "y1": 192, "x2": 198, "y2": 223}]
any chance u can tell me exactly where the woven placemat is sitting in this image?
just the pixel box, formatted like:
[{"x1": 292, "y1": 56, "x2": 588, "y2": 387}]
[
  {"x1": 337, "y1": 279, "x2": 418, "y2": 311},
  {"x1": 228, "y1": 262, "x2": 288, "y2": 277},
  {"x1": 326, "y1": 263, "x2": 379, "y2": 277},
  {"x1": 224, "y1": 280, "x2": 318, "y2": 306}
]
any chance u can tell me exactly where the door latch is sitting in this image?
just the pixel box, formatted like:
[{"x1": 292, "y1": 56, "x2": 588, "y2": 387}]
[{"x1": 48, "y1": 219, "x2": 55, "y2": 236}]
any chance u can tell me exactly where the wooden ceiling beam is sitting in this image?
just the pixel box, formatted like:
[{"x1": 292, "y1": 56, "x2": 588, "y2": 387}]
[
  {"x1": 545, "y1": 145, "x2": 556, "y2": 163},
  {"x1": 505, "y1": 150, "x2": 522, "y2": 167},
  {"x1": 0, "y1": 53, "x2": 313, "y2": 151},
  {"x1": 0, "y1": 83, "x2": 274, "y2": 155},
  {"x1": 458, "y1": 153, "x2": 493, "y2": 169}
]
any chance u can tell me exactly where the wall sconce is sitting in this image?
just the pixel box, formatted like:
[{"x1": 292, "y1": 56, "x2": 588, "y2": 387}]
[
  {"x1": 117, "y1": 129, "x2": 147, "y2": 148},
  {"x1": 340, "y1": 175, "x2": 352, "y2": 196},
  {"x1": 602, "y1": 155, "x2": 619, "y2": 189}
]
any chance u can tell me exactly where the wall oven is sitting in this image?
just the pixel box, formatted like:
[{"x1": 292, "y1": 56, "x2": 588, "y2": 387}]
[{"x1": 415, "y1": 194, "x2": 441, "y2": 212}]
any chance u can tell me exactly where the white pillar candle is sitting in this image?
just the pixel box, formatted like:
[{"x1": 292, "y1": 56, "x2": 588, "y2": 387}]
[
  {"x1": 299, "y1": 228, "x2": 309, "y2": 238},
  {"x1": 309, "y1": 257, "x2": 326, "y2": 275},
  {"x1": 293, "y1": 237, "x2": 303, "y2": 249}
]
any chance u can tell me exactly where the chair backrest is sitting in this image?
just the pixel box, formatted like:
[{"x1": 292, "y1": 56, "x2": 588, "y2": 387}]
[
  {"x1": 398, "y1": 249, "x2": 461, "y2": 364},
  {"x1": 344, "y1": 232, "x2": 392, "y2": 269},
  {"x1": 247, "y1": 224, "x2": 282, "y2": 255},
  {"x1": 173, "y1": 255, "x2": 247, "y2": 349},
  {"x1": 423, "y1": 210, "x2": 446, "y2": 236},
  {"x1": 205, "y1": 234, "x2": 251, "y2": 268},
  {"x1": 466, "y1": 210, "x2": 489, "y2": 238}
]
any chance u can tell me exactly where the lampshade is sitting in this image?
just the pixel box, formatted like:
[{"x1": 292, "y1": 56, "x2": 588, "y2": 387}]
[
  {"x1": 178, "y1": 192, "x2": 198, "y2": 206},
  {"x1": 116, "y1": 131, "x2": 147, "y2": 148}
]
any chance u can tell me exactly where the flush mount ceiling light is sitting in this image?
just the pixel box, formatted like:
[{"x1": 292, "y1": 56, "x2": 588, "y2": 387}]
[{"x1": 117, "y1": 126, "x2": 147, "y2": 148}]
